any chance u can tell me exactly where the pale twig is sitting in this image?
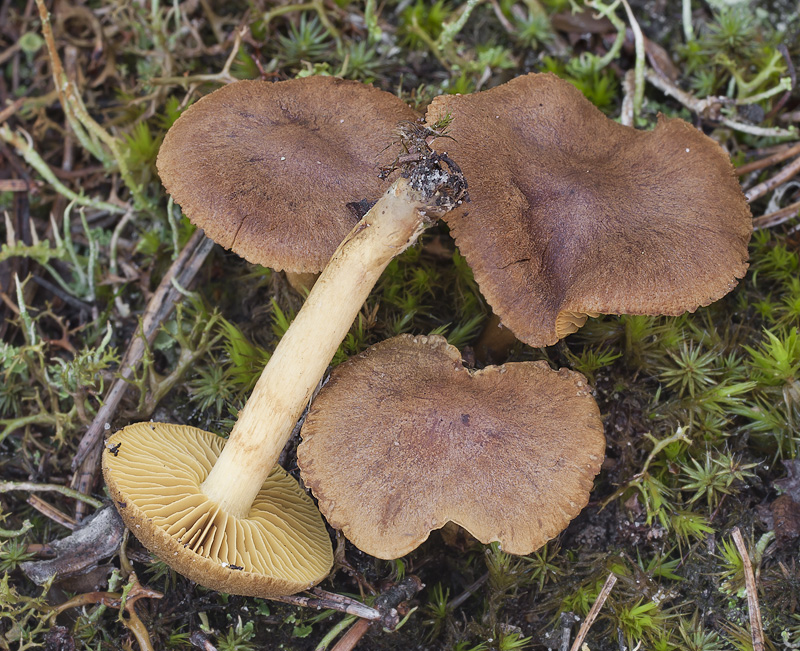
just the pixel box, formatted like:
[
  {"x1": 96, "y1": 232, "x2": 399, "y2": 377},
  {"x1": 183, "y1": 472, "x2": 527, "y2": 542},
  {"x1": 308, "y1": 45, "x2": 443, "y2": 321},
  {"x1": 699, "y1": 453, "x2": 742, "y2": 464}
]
[
  {"x1": 26, "y1": 495, "x2": 78, "y2": 530},
  {"x1": 731, "y1": 528, "x2": 766, "y2": 651},
  {"x1": 570, "y1": 573, "x2": 617, "y2": 651},
  {"x1": 621, "y1": 69, "x2": 636, "y2": 127},
  {"x1": 150, "y1": 26, "x2": 244, "y2": 87},
  {"x1": 681, "y1": 0, "x2": 694, "y2": 43},
  {"x1": 745, "y1": 155, "x2": 800, "y2": 203},
  {"x1": 271, "y1": 591, "x2": 380, "y2": 620},
  {"x1": 620, "y1": 0, "x2": 645, "y2": 118},
  {"x1": 644, "y1": 68, "x2": 797, "y2": 139},
  {"x1": 737, "y1": 140, "x2": 800, "y2": 176},
  {"x1": 753, "y1": 200, "x2": 800, "y2": 230},
  {"x1": 0, "y1": 480, "x2": 104, "y2": 509},
  {"x1": 0, "y1": 97, "x2": 27, "y2": 124}
]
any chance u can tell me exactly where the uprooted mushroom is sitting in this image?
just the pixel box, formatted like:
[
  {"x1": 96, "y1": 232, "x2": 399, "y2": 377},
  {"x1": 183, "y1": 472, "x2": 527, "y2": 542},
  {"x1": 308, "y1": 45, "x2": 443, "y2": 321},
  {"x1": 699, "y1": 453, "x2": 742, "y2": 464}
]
[
  {"x1": 425, "y1": 72, "x2": 752, "y2": 349},
  {"x1": 103, "y1": 77, "x2": 467, "y2": 597},
  {"x1": 296, "y1": 72, "x2": 753, "y2": 560},
  {"x1": 298, "y1": 334, "x2": 605, "y2": 559},
  {"x1": 156, "y1": 75, "x2": 418, "y2": 290}
]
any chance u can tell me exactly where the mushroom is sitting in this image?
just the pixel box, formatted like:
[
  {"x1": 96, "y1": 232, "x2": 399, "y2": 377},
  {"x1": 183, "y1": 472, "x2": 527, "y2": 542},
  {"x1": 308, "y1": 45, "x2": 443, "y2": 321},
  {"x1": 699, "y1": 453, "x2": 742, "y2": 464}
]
[
  {"x1": 103, "y1": 82, "x2": 468, "y2": 595},
  {"x1": 425, "y1": 72, "x2": 752, "y2": 348},
  {"x1": 297, "y1": 334, "x2": 605, "y2": 559},
  {"x1": 104, "y1": 422, "x2": 332, "y2": 596},
  {"x1": 156, "y1": 75, "x2": 418, "y2": 288}
]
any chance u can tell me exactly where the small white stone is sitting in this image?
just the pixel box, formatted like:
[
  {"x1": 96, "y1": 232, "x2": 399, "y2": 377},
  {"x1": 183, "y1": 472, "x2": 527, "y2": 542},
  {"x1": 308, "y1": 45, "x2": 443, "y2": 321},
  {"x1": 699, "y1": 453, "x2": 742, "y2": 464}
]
[
  {"x1": 280, "y1": 156, "x2": 286, "y2": 161},
  {"x1": 685, "y1": 148, "x2": 690, "y2": 153}
]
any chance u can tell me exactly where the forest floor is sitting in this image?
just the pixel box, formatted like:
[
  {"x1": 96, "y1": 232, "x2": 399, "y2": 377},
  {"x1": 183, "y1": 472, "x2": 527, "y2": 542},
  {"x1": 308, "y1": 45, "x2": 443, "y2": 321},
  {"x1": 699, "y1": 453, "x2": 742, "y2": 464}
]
[{"x1": 1, "y1": 1, "x2": 800, "y2": 649}]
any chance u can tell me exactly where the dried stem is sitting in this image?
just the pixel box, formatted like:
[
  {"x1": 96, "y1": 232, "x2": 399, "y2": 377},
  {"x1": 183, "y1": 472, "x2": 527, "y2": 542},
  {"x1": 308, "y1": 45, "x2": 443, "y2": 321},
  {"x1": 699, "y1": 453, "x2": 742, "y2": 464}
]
[
  {"x1": 753, "y1": 200, "x2": 800, "y2": 230},
  {"x1": 737, "y1": 140, "x2": 800, "y2": 176},
  {"x1": 570, "y1": 573, "x2": 618, "y2": 651},
  {"x1": 645, "y1": 68, "x2": 797, "y2": 139},
  {"x1": 731, "y1": 528, "x2": 766, "y2": 651},
  {"x1": 0, "y1": 480, "x2": 104, "y2": 509},
  {"x1": 745, "y1": 154, "x2": 800, "y2": 203}
]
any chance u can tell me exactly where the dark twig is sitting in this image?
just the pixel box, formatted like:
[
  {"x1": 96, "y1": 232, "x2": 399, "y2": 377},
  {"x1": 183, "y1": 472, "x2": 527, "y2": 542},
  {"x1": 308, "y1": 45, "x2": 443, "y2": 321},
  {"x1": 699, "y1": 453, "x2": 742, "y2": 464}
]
[
  {"x1": 449, "y1": 571, "x2": 489, "y2": 610},
  {"x1": 71, "y1": 230, "x2": 214, "y2": 519}
]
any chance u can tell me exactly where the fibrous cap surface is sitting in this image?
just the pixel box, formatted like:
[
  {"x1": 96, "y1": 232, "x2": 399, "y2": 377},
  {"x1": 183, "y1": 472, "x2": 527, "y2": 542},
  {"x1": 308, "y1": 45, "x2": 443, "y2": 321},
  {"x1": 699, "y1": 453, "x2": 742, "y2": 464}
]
[
  {"x1": 157, "y1": 76, "x2": 417, "y2": 272},
  {"x1": 298, "y1": 334, "x2": 605, "y2": 559},
  {"x1": 426, "y1": 73, "x2": 752, "y2": 346}
]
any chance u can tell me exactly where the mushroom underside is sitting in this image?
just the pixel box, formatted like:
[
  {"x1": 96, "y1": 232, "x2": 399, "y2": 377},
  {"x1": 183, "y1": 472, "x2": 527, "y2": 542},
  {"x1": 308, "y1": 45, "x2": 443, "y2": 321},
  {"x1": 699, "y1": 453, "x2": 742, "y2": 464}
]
[{"x1": 103, "y1": 422, "x2": 333, "y2": 597}]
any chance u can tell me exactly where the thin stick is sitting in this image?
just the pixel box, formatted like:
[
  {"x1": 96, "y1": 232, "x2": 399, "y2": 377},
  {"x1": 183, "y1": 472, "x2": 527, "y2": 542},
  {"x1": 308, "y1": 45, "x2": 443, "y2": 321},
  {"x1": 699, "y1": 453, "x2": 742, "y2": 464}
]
[
  {"x1": 449, "y1": 571, "x2": 489, "y2": 610},
  {"x1": 0, "y1": 480, "x2": 104, "y2": 509},
  {"x1": 620, "y1": 0, "x2": 645, "y2": 119},
  {"x1": 745, "y1": 155, "x2": 800, "y2": 203},
  {"x1": 569, "y1": 573, "x2": 617, "y2": 651},
  {"x1": 26, "y1": 495, "x2": 78, "y2": 530},
  {"x1": 753, "y1": 199, "x2": 800, "y2": 230},
  {"x1": 731, "y1": 528, "x2": 766, "y2": 651},
  {"x1": 71, "y1": 230, "x2": 213, "y2": 471},
  {"x1": 71, "y1": 231, "x2": 213, "y2": 521},
  {"x1": 270, "y1": 592, "x2": 381, "y2": 620},
  {"x1": 329, "y1": 618, "x2": 371, "y2": 651},
  {"x1": 736, "y1": 140, "x2": 800, "y2": 176},
  {"x1": 644, "y1": 68, "x2": 797, "y2": 139}
]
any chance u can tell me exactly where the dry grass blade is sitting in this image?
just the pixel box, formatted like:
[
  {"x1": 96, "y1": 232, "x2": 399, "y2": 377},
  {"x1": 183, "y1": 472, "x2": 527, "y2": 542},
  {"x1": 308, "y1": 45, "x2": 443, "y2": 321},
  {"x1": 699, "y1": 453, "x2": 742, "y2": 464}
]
[
  {"x1": 731, "y1": 527, "x2": 766, "y2": 651},
  {"x1": 569, "y1": 572, "x2": 617, "y2": 651}
]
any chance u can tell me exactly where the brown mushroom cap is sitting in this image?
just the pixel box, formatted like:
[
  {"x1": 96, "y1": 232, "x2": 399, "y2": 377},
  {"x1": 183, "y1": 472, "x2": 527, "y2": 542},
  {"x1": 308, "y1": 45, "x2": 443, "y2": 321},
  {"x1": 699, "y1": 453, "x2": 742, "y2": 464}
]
[
  {"x1": 426, "y1": 73, "x2": 752, "y2": 347},
  {"x1": 297, "y1": 334, "x2": 605, "y2": 559},
  {"x1": 103, "y1": 422, "x2": 333, "y2": 596},
  {"x1": 157, "y1": 76, "x2": 417, "y2": 273}
]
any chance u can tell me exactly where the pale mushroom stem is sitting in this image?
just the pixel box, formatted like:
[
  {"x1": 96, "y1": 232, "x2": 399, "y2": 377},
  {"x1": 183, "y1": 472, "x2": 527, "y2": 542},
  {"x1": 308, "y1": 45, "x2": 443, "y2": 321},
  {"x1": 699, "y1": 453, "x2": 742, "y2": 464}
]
[{"x1": 201, "y1": 177, "x2": 429, "y2": 518}]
